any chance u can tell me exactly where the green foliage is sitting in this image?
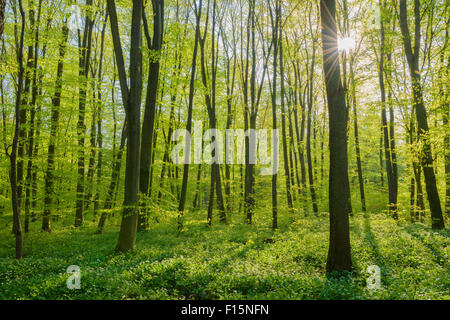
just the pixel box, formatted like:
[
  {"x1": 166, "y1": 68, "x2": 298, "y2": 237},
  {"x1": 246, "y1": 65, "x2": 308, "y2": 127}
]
[{"x1": 0, "y1": 211, "x2": 448, "y2": 300}]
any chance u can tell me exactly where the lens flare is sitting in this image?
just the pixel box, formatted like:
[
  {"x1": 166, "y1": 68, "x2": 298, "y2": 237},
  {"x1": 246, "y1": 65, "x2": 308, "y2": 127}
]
[{"x1": 338, "y1": 37, "x2": 356, "y2": 52}]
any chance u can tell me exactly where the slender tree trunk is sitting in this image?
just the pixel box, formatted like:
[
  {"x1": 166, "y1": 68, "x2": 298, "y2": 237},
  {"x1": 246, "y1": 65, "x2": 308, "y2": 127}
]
[
  {"x1": 221, "y1": 19, "x2": 237, "y2": 214},
  {"x1": 75, "y1": 0, "x2": 94, "y2": 227},
  {"x1": 441, "y1": 25, "x2": 449, "y2": 217},
  {"x1": 17, "y1": 33, "x2": 34, "y2": 213},
  {"x1": 42, "y1": 24, "x2": 69, "y2": 232},
  {"x1": 306, "y1": 38, "x2": 318, "y2": 214},
  {"x1": 270, "y1": 0, "x2": 280, "y2": 229},
  {"x1": 96, "y1": 121, "x2": 126, "y2": 234},
  {"x1": 10, "y1": 0, "x2": 26, "y2": 259},
  {"x1": 379, "y1": 128, "x2": 384, "y2": 188},
  {"x1": 84, "y1": 89, "x2": 97, "y2": 214},
  {"x1": 178, "y1": 0, "x2": 202, "y2": 225},
  {"x1": 93, "y1": 11, "x2": 108, "y2": 218},
  {"x1": 379, "y1": 2, "x2": 398, "y2": 218},
  {"x1": 288, "y1": 90, "x2": 301, "y2": 198},
  {"x1": 199, "y1": 0, "x2": 226, "y2": 225},
  {"x1": 279, "y1": 27, "x2": 294, "y2": 213},
  {"x1": 24, "y1": 0, "x2": 42, "y2": 232},
  {"x1": 348, "y1": 57, "x2": 366, "y2": 212}
]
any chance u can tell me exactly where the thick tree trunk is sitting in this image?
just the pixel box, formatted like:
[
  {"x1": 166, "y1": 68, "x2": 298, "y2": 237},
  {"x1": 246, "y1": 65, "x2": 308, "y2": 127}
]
[
  {"x1": 320, "y1": 0, "x2": 352, "y2": 273},
  {"x1": 110, "y1": 0, "x2": 143, "y2": 252},
  {"x1": 0, "y1": 0, "x2": 5, "y2": 40},
  {"x1": 399, "y1": 0, "x2": 445, "y2": 229},
  {"x1": 138, "y1": 0, "x2": 164, "y2": 231}
]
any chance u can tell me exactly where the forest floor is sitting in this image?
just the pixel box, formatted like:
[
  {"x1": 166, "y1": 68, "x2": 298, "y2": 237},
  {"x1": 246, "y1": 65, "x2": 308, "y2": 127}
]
[{"x1": 0, "y1": 210, "x2": 449, "y2": 300}]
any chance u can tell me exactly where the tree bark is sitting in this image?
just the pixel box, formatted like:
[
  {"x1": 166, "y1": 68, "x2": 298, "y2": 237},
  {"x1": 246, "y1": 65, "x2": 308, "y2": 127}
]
[
  {"x1": 177, "y1": 0, "x2": 202, "y2": 226},
  {"x1": 379, "y1": 1, "x2": 398, "y2": 218},
  {"x1": 350, "y1": 60, "x2": 366, "y2": 212},
  {"x1": 399, "y1": 0, "x2": 445, "y2": 229},
  {"x1": 109, "y1": 0, "x2": 144, "y2": 252},
  {"x1": 75, "y1": 0, "x2": 94, "y2": 227},
  {"x1": 306, "y1": 34, "x2": 318, "y2": 214},
  {"x1": 138, "y1": 0, "x2": 164, "y2": 231},
  {"x1": 279, "y1": 24, "x2": 294, "y2": 213},
  {"x1": 42, "y1": 24, "x2": 69, "y2": 232},
  {"x1": 10, "y1": 0, "x2": 26, "y2": 259},
  {"x1": 320, "y1": 0, "x2": 352, "y2": 273}
]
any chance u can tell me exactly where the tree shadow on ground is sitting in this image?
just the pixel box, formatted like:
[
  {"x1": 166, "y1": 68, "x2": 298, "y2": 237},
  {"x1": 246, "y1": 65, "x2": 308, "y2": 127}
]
[{"x1": 403, "y1": 224, "x2": 448, "y2": 267}]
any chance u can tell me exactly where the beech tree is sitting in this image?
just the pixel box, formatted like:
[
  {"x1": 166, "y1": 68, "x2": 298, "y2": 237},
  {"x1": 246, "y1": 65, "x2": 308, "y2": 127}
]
[
  {"x1": 0, "y1": 1, "x2": 447, "y2": 290},
  {"x1": 320, "y1": 0, "x2": 352, "y2": 272},
  {"x1": 107, "y1": 0, "x2": 144, "y2": 251},
  {"x1": 399, "y1": 0, "x2": 445, "y2": 229}
]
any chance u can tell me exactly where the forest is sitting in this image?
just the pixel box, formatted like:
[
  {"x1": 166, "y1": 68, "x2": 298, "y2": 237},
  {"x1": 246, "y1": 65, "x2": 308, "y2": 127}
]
[{"x1": 0, "y1": 0, "x2": 448, "y2": 300}]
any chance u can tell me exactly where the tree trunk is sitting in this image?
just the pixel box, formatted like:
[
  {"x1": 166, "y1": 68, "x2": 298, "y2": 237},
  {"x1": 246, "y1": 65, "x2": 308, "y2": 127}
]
[
  {"x1": 0, "y1": 0, "x2": 6, "y2": 40},
  {"x1": 306, "y1": 37, "x2": 318, "y2": 214},
  {"x1": 10, "y1": 0, "x2": 26, "y2": 259},
  {"x1": 379, "y1": 3, "x2": 397, "y2": 218},
  {"x1": 24, "y1": 0, "x2": 42, "y2": 232},
  {"x1": 138, "y1": 0, "x2": 164, "y2": 231},
  {"x1": 320, "y1": 0, "x2": 352, "y2": 273},
  {"x1": 399, "y1": 0, "x2": 445, "y2": 229},
  {"x1": 109, "y1": 0, "x2": 144, "y2": 252},
  {"x1": 42, "y1": 24, "x2": 69, "y2": 232},
  {"x1": 75, "y1": 0, "x2": 94, "y2": 227},
  {"x1": 177, "y1": 0, "x2": 202, "y2": 225},
  {"x1": 350, "y1": 59, "x2": 366, "y2": 212},
  {"x1": 93, "y1": 11, "x2": 108, "y2": 218},
  {"x1": 96, "y1": 121, "x2": 126, "y2": 234},
  {"x1": 279, "y1": 26, "x2": 294, "y2": 213}
]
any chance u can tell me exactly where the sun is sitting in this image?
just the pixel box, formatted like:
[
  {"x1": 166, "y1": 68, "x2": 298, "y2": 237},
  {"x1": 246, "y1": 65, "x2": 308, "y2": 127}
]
[{"x1": 338, "y1": 37, "x2": 356, "y2": 52}]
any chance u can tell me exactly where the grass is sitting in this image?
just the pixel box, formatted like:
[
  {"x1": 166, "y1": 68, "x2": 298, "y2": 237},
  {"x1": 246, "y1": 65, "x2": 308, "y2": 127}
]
[{"x1": 0, "y1": 206, "x2": 448, "y2": 300}]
